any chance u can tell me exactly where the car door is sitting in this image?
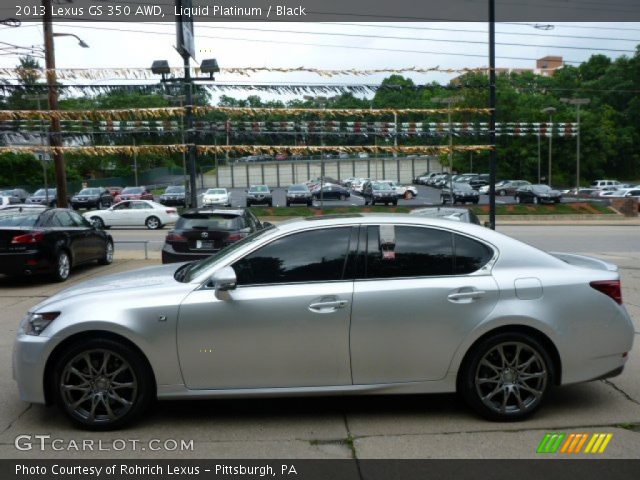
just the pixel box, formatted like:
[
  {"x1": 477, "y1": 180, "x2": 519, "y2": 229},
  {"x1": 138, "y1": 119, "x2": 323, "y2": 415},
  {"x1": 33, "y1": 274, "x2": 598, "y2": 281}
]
[
  {"x1": 350, "y1": 224, "x2": 499, "y2": 384},
  {"x1": 69, "y1": 210, "x2": 104, "y2": 260},
  {"x1": 106, "y1": 201, "x2": 135, "y2": 226},
  {"x1": 177, "y1": 226, "x2": 357, "y2": 390},
  {"x1": 131, "y1": 201, "x2": 155, "y2": 226},
  {"x1": 51, "y1": 211, "x2": 89, "y2": 263}
]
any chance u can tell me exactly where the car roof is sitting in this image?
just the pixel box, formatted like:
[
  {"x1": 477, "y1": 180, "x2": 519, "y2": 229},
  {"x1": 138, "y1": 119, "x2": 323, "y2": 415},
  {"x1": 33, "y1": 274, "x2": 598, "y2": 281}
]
[{"x1": 184, "y1": 207, "x2": 245, "y2": 216}]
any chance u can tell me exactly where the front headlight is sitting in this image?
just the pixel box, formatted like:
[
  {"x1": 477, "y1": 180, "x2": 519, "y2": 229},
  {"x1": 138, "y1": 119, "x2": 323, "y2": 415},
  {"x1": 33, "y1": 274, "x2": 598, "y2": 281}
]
[{"x1": 21, "y1": 312, "x2": 59, "y2": 336}]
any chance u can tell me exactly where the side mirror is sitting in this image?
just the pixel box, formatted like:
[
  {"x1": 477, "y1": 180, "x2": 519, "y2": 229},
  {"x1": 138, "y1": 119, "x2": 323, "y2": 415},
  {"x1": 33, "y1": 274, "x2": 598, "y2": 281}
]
[
  {"x1": 210, "y1": 266, "x2": 237, "y2": 300},
  {"x1": 262, "y1": 221, "x2": 274, "y2": 228}
]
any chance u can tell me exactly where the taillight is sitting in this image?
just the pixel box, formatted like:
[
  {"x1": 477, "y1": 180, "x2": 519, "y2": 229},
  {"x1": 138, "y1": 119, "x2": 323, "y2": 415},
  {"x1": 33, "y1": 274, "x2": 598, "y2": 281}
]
[
  {"x1": 227, "y1": 233, "x2": 247, "y2": 242},
  {"x1": 166, "y1": 232, "x2": 187, "y2": 243},
  {"x1": 12, "y1": 231, "x2": 45, "y2": 244},
  {"x1": 166, "y1": 209, "x2": 177, "y2": 214},
  {"x1": 590, "y1": 280, "x2": 622, "y2": 305}
]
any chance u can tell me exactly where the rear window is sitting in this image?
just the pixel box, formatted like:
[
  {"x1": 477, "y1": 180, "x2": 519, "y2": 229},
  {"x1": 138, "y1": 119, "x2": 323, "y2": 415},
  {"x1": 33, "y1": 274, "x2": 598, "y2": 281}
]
[
  {"x1": 33, "y1": 189, "x2": 55, "y2": 196},
  {"x1": 78, "y1": 188, "x2": 100, "y2": 195},
  {"x1": 0, "y1": 213, "x2": 40, "y2": 227},
  {"x1": 250, "y1": 186, "x2": 269, "y2": 193},
  {"x1": 165, "y1": 186, "x2": 184, "y2": 193},
  {"x1": 177, "y1": 214, "x2": 245, "y2": 231},
  {"x1": 122, "y1": 187, "x2": 143, "y2": 194}
]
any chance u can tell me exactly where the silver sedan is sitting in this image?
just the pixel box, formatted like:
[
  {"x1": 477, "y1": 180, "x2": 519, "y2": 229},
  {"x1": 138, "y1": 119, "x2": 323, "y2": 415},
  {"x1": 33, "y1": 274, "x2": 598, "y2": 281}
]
[{"x1": 13, "y1": 214, "x2": 634, "y2": 429}]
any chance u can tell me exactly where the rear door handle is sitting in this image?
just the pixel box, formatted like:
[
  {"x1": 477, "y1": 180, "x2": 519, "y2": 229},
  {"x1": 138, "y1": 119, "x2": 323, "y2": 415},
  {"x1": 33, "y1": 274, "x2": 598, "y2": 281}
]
[
  {"x1": 309, "y1": 300, "x2": 349, "y2": 313},
  {"x1": 447, "y1": 290, "x2": 486, "y2": 301}
]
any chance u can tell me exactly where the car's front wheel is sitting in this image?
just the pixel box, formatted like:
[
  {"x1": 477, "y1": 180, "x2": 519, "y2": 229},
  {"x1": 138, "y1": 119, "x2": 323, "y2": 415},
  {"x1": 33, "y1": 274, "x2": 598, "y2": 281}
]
[
  {"x1": 90, "y1": 216, "x2": 105, "y2": 229},
  {"x1": 52, "y1": 338, "x2": 154, "y2": 430},
  {"x1": 98, "y1": 240, "x2": 114, "y2": 265},
  {"x1": 459, "y1": 333, "x2": 552, "y2": 421}
]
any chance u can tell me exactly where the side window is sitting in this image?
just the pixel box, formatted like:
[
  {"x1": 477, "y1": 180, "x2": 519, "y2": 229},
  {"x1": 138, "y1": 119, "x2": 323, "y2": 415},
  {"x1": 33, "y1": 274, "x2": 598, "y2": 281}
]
[
  {"x1": 365, "y1": 226, "x2": 454, "y2": 279},
  {"x1": 114, "y1": 202, "x2": 130, "y2": 210},
  {"x1": 132, "y1": 201, "x2": 151, "y2": 209},
  {"x1": 453, "y1": 234, "x2": 494, "y2": 274},
  {"x1": 68, "y1": 211, "x2": 90, "y2": 227},
  {"x1": 233, "y1": 227, "x2": 352, "y2": 285},
  {"x1": 54, "y1": 212, "x2": 76, "y2": 228}
]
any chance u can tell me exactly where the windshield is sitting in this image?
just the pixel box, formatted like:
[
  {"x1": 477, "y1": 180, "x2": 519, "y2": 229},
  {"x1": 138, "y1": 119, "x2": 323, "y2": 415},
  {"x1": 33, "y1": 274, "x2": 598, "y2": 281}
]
[
  {"x1": 33, "y1": 189, "x2": 55, "y2": 196},
  {"x1": 373, "y1": 183, "x2": 392, "y2": 191},
  {"x1": 206, "y1": 189, "x2": 227, "y2": 195},
  {"x1": 179, "y1": 223, "x2": 276, "y2": 283},
  {"x1": 250, "y1": 185, "x2": 269, "y2": 193},
  {"x1": 122, "y1": 187, "x2": 143, "y2": 194},
  {"x1": 288, "y1": 185, "x2": 309, "y2": 192},
  {"x1": 176, "y1": 214, "x2": 244, "y2": 231},
  {"x1": 532, "y1": 185, "x2": 552, "y2": 192},
  {"x1": 165, "y1": 186, "x2": 184, "y2": 193},
  {"x1": 0, "y1": 212, "x2": 40, "y2": 227},
  {"x1": 78, "y1": 188, "x2": 100, "y2": 195}
]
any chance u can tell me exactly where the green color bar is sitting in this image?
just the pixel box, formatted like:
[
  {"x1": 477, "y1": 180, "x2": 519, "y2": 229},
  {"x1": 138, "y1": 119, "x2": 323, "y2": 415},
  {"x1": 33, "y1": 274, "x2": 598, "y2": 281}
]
[{"x1": 537, "y1": 433, "x2": 566, "y2": 454}]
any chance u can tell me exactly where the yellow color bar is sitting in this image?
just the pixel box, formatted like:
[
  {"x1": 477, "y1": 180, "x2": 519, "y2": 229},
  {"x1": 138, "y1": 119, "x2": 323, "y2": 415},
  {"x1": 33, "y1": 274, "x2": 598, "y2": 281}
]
[{"x1": 598, "y1": 434, "x2": 613, "y2": 453}]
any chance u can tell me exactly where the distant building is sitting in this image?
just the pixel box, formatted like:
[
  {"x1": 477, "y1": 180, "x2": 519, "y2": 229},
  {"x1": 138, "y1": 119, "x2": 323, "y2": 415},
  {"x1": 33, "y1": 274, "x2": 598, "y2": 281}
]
[{"x1": 450, "y1": 56, "x2": 564, "y2": 85}]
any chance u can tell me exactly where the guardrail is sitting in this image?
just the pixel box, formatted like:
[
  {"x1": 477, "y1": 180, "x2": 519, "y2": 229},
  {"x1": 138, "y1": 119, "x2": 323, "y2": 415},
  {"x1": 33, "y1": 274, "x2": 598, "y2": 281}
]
[{"x1": 114, "y1": 240, "x2": 150, "y2": 259}]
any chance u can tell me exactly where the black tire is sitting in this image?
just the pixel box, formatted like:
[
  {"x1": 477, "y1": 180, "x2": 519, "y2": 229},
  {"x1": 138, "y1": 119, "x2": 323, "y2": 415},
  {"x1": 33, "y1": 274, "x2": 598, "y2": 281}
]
[
  {"x1": 90, "y1": 216, "x2": 105, "y2": 229},
  {"x1": 339, "y1": 194, "x2": 346, "y2": 201},
  {"x1": 307, "y1": 201, "x2": 313, "y2": 207},
  {"x1": 52, "y1": 250, "x2": 71, "y2": 282},
  {"x1": 246, "y1": 202, "x2": 251, "y2": 208},
  {"x1": 499, "y1": 190, "x2": 506, "y2": 196},
  {"x1": 364, "y1": 198, "x2": 370, "y2": 206},
  {"x1": 286, "y1": 201, "x2": 290, "y2": 207},
  {"x1": 458, "y1": 332, "x2": 553, "y2": 422},
  {"x1": 51, "y1": 337, "x2": 154, "y2": 430},
  {"x1": 473, "y1": 199, "x2": 479, "y2": 205},
  {"x1": 98, "y1": 240, "x2": 114, "y2": 265},
  {"x1": 441, "y1": 196, "x2": 447, "y2": 205},
  {"x1": 268, "y1": 201, "x2": 273, "y2": 207},
  {"x1": 145, "y1": 216, "x2": 161, "y2": 230},
  {"x1": 392, "y1": 200, "x2": 398, "y2": 206}
]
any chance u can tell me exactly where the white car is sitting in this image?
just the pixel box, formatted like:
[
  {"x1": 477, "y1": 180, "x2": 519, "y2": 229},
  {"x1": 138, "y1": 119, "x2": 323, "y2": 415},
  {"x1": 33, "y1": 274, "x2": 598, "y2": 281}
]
[
  {"x1": 83, "y1": 200, "x2": 179, "y2": 230},
  {"x1": 379, "y1": 180, "x2": 418, "y2": 199},
  {"x1": 351, "y1": 178, "x2": 370, "y2": 194},
  {"x1": 202, "y1": 188, "x2": 232, "y2": 206}
]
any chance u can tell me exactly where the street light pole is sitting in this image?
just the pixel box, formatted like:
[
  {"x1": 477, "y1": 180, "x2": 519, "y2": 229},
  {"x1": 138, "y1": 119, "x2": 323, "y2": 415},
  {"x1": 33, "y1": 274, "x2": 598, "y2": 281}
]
[
  {"x1": 23, "y1": 94, "x2": 49, "y2": 203},
  {"x1": 183, "y1": 56, "x2": 197, "y2": 208},
  {"x1": 42, "y1": 0, "x2": 68, "y2": 208},
  {"x1": 164, "y1": 94, "x2": 188, "y2": 192},
  {"x1": 541, "y1": 107, "x2": 556, "y2": 185},
  {"x1": 537, "y1": 132, "x2": 541, "y2": 184},
  {"x1": 488, "y1": 0, "x2": 497, "y2": 229},
  {"x1": 432, "y1": 96, "x2": 463, "y2": 203},
  {"x1": 561, "y1": 98, "x2": 590, "y2": 192}
]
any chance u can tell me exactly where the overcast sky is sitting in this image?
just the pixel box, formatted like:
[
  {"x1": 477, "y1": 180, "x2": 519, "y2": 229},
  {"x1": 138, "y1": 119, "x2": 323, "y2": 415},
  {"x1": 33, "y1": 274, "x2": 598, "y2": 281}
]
[{"x1": 1, "y1": 21, "x2": 639, "y2": 100}]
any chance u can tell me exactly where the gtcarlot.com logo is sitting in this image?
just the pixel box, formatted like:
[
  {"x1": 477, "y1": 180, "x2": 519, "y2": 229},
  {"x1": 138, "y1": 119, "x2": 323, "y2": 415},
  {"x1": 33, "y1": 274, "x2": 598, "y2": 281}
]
[{"x1": 537, "y1": 432, "x2": 613, "y2": 454}]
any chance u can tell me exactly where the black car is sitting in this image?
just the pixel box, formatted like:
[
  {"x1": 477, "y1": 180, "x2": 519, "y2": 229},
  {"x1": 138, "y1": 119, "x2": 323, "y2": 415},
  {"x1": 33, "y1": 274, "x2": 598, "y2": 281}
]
[
  {"x1": 362, "y1": 181, "x2": 397, "y2": 206},
  {"x1": 286, "y1": 184, "x2": 313, "y2": 206},
  {"x1": 312, "y1": 184, "x2": 351, "y2": 201},
  {"x1": 26, "y1": 188, "x2": 58, "y2": 207},
  {"x1": 469, "y1": 174, "x2": 491, "y2": 190},
  {"x1": 159, "y1": 185, "x2": 187, "y2": 207},
  {"x1": 246, "y1": 185, "x2": 273, "y2": 207},
  {"x1": 0, "y1": 208, "x2": 113, "y2": 282},
  {"x1": 0, "y1": 188, "x2": 29, "y2": 203},
  {"x1": 71, "y1": 187, "x2": 113, "y2": 210},
  {"x1": 515, "y1": 184, "x2": 562, "y2": 204},
  {"x1": 441, "y1": 183, "x2": 480, "y2": 205},
  {"x1": 162, "y1": 207, "x2": 263, "y2": 264}
]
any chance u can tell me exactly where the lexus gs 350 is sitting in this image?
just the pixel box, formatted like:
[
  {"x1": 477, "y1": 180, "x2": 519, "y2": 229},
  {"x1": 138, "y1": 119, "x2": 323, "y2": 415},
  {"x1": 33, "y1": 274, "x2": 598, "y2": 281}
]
[{"x1": 13, "y1": 214, "x2": 633, "y2": 429}]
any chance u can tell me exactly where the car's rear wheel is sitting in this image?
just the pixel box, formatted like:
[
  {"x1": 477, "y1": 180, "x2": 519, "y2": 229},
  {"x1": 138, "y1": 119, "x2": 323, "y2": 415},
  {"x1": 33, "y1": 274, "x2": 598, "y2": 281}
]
[
  {"x1": 145, "y1": 216, "x2": 161, "y2": 230},
  {"x1": 98, "y1": 241, "x2": 114, "y2": 265},
  {"x1": 52, "y1": 250, "x2": 71, "y2": 282},
  {"x1": 516, "y1": 196, "x2": 521, "y2": 204},
  {"x1": 499, "y1": 190, "x2": 506, "y2": 196},
  {"x1": 533, "y1": 197, "x2": 539, "y2": 205},
  {"x1": 339, "y1": 194, "x2": 346, "y2": 201},
  {"x1": 459, "y1": 333, "x2": 552, "y2": 421},
  {"x1": 52, "y1": 338, "x2": 154, "y2": 430}
]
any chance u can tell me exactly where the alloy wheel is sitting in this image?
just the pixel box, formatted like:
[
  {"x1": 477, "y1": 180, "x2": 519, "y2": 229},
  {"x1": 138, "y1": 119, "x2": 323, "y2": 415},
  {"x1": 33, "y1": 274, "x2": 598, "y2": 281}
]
[
  {"x1": 57, "y1": 252, "x2": 70, "y2": 280},
  {"x1": 59, "y1": 349, "x2": 138, "y2": 425},
  {"x1": 474, "y1": 341, "x2": 548, "y2": 415}
]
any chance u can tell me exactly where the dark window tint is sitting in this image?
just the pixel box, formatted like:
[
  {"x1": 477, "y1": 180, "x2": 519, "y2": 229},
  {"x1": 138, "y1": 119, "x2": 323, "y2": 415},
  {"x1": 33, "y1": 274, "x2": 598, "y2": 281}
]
[
  {"x1": 69, "y1": 211, "x2": 90, "y2": 227},
  {"x1": 365, "y1": 226, "x2": 454, "y2": 279},
  {"x1": 177, "y1": 214, "x2": 245, "y2": 231},
  {"x1": 53, "y1": 212, "x2": 76, "y2": 228},
  {"x1": 233, "y1": 227, "x2": 351, "y2": 285},
  {"x1": 454, "y1": 234, "x2": 493, "y2": 274}
]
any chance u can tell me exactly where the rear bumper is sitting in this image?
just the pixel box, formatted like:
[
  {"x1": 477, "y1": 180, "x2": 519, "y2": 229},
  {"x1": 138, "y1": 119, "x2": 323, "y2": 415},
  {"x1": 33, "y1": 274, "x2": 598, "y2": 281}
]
[
  {"x1": 71, "y1": 200, "x2": 99, "y2": 209},
  {"x1": 287, "y1": 197, "x2": 312, "y2": 204},
  {"x1": 160, "y1": 198, "x2": 186, "y2": 206},
  {"x1": 161, "y1": 244, "x2": 217, "y2": 264},
  {"x1": 0, "y1": 251, "x2": 54, "y2": 276},
  {"x1": 247, "y1": 198, "x2": 272, "y2": 205}
]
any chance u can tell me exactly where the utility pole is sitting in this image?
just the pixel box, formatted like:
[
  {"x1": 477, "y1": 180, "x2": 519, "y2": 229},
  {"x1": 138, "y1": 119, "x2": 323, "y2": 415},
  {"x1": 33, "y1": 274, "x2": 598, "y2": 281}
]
[
  {"x1": 561, "y1": 98, "x2": 590, "y2": 192},
  {"x1": 488, "y1": 0, "x2": 497, "y2": 229},
  {"x1": 542, "y1": 107, "x2": 556, "y2": 185},
  {"x1": 42, "y1": 0, "x2": 68, "y2": 207},
  {"x1": 183, "y1": 59, "x2": 197, "y2": 208},
  {"x1": 23, "y1": 94, "x2": 50, "y2": 203},
  {"x1": 537, "y1": 132, "x2": 541, "y2": 184},
  {"x1": 433, "y1": 96, "x2": 463, "y2": 203}
]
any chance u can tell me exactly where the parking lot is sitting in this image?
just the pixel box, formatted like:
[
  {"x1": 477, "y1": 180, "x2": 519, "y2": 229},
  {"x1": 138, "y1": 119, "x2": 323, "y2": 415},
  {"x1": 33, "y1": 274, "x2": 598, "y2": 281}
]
[{"x1": 0, "y1": 224, "x2": 639, "y2": 459}]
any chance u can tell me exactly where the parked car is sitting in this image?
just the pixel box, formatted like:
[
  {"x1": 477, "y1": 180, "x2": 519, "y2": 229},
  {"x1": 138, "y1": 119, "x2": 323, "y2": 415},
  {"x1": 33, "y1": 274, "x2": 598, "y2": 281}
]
[
  {"x1": 83, "y1": 200, "x2": 179, "y2": 230},
  {"x1": 433, "y1": 174, "x2": 454, "y2": 189},
  {"x1": 590, "y1": 180, "x2": 621, "y2": 190},
  {"x1": 479, "y1": 180, "x2": 507, "y2": 195},
  {"x1": 312, "y1": 184, "x2": 351, "y2": 201},
  {"x1": 105, "y1": 186, "x2": 123, "y2": 198},
  {"x1": 246, "y1": 185, "x2": 273, "y2": 207},
  {"x1": 611, "y1": 188, "x2": 640, "y2": 198},
  {"x1": 26, "y1": 188, "x2": 58, "y2": 207},
  {"x1": 469, "y1": 174, "x2": 491, "y2": 190},
  {"x1": 14, "y1": 214, "x2": 633, "y2": 429},
  {"x1": 515, "y1": 184, "x2": 562, "y2": 204},
  {"x1": 114, "y1": 186, "x2": 154, "y2": 203},
  {"x1": 362, "y1": 181, "x2": 397, "y2": 206},
  {"x1": 340, "y1": 177, "x2": 359, "y2": 188},
  {"x1": 202, "y1": 188, "x2": 232, "y2": 207},
  {"x1": 410, "y1": 206, "x2": 482, "y2": 225},
  {"x1": 71, "y1": 187, "x2": 113, "y2": 210},
  {"x1": 286, "y1": 184, "x2": 313, "y2": 206},
  {"x1": 413, "y1": 172, "x2": 432, "y2": 185},
  {"x1": 0, "y1": 208, "x2": 113, "y2": 282},
  {"x1": 441, "y1": 182, "x2": 480, "y2": 205},
  {"x1": 162, "y1": 207, "x2": 263, "y2": 264},
  {"x1": 496, "y1": 180, "x2": 531, "y2": 196},
  {"x1": 0, "y1": 188, "x2": 29, "y2": 203},
  {"x1": 159, "y1": 185, "x2": 187, "y2": 207},
  {"x1": 351, "y1": 178, "x2": 370, "y2": 194},
  {"x1": 378, "y1": 180, "x2": 418, "y2": 200},
  {"x1": 0, "y1": 191, "x2": 21, "y2": 206}
]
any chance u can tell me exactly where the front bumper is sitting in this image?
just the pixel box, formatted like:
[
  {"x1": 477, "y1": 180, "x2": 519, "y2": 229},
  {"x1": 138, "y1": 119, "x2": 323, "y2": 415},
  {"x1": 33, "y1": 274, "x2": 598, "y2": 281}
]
[
  {"x1": 202, "y1": 198, "x2": 229, "y2": 205},
  {"x1": 71, "y1": 199, "x2": 99, "y2": 209},
  {"x1": 13, "y1": 333, "x2": 51, "y2": 404},
  {"x1": 247, "y1": 197, "x2": 272, "y2": 205},
  {"x1": 287, "y1": 196, "x2": 312, "y2": 204},
  {"x1": 161, "y1": 244, "x2": 217, "y2": 264}
]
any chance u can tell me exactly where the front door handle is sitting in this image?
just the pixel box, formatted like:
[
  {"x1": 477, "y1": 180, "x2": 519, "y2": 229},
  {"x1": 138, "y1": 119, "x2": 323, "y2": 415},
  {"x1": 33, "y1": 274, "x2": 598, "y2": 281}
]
[
  {"x1": 309, "y1": 299, "x2": 349, "y2": 313},
  {"x1": 447, "y1": 290, "x2": 486, "y2": 301}
]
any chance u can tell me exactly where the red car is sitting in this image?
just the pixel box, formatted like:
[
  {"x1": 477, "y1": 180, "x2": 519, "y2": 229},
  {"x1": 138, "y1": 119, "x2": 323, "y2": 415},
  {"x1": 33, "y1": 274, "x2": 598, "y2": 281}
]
[
  {"x1": 105, "y1": 186, "x2": 123, "y2": 198},
  {"x1": 114, "y1": 186, "x2": 154, "y2": 203}
]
